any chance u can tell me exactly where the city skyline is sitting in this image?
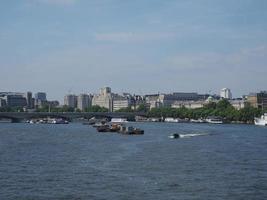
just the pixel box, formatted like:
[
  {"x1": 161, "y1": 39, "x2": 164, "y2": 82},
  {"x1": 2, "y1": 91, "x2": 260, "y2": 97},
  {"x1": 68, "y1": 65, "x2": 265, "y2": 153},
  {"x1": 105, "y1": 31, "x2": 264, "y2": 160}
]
[{"x1": 1, "y1": 0, "x2": 267, "y2": 101}]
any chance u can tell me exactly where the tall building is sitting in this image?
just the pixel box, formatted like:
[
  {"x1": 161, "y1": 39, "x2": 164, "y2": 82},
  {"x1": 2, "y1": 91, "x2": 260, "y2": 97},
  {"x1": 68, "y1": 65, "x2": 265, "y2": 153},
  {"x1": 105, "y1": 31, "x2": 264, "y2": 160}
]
[
  {"x1": 35, "y1": 92, "x2": 47, "y2": 101},
  {"x1": 0, "y1": 98, "x2": 6, "y2": 107},
  {"x1": 92, "y1": 87, "x2": 113, "y2": 111},
  {"x1": 64, "y1": 94, "x2": 77, "y2": 108},
  {"x1": 77, "y1": 94, "x2": 92, "y2": 111},
  {"x1": 220, "y1": 88, "x2": 232, "y2": 99},
  {"x1": 24, "y1": 92, "x2": 34, "y2": 109},
  {"x1": 247, "y1": 91, "x2": 267, "y2": 109}
]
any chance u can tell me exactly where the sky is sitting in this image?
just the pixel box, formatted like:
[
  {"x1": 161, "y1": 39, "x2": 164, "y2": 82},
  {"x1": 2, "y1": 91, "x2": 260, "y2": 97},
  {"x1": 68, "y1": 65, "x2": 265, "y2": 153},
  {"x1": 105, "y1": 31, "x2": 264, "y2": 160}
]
[{"x1": 0, "y1": 0, "x2": 267, "y2": 101}]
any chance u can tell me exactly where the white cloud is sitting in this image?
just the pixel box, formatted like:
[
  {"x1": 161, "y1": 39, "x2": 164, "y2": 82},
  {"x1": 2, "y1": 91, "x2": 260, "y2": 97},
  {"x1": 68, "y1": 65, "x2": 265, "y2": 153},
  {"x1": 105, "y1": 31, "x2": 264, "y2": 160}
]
[
  {"x1": 166, "y1": 45, "x2": 267, "y2": 71},
  {"x1": 33, "y1": 0, "x2": 77, "y2": 6},
  {"x1": 94, "y1": 32, "x2": 176, "y2": 42}
]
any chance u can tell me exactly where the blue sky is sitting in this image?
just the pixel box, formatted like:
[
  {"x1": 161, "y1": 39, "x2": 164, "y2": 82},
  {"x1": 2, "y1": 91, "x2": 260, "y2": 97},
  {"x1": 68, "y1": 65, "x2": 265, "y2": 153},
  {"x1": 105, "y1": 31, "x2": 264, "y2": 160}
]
[{"x1": 1, "y1": 0, "x2": 267, "y2": 101}]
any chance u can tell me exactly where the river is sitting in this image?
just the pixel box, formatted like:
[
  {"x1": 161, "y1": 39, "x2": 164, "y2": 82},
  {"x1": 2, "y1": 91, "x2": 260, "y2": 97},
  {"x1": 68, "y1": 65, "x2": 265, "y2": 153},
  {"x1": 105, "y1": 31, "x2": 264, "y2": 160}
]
[{"x1": 0, "y1": 122, "x2": 266, "y2": 200}]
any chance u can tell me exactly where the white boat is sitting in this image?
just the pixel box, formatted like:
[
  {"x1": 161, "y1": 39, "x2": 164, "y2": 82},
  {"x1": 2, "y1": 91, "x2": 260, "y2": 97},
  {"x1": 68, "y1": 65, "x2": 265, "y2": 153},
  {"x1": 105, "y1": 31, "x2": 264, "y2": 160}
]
[
  {"x1": 254, "y1": 113, "x2": 267, "y2": 126},
  {"x1": 111, "y1": 118, "x2": 128, "y2": 123},
  {"x1": 205, "y1": 116, "x2": 223, "y2": 124},
  {"x1": 190, "y1": 119, "x2": 206, "y2": 123},
  {"x1": 51, "y1": 118, "x2": 69, "y2": 124},
  {"x1": 165, "y1": 117, "x2": 180, "y2": 123}
]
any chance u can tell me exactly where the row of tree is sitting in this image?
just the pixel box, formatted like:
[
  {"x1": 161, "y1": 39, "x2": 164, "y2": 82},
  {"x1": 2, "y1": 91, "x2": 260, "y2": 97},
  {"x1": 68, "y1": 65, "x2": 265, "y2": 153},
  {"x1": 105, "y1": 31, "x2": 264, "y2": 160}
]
[
  {"x1": 1, "y1": 99, "x2": 266, "y2": 123},
  {"x1": 147, "y1": 99, "x2": 265, "y2": 123}
]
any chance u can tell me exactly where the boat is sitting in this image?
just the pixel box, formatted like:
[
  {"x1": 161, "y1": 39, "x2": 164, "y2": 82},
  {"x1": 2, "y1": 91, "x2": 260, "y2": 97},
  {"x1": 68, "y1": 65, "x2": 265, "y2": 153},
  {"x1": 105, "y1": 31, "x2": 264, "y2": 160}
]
[
  {"x1": 118, "y1": 125, "x2": 144, "y2": 135},
  {"x1": 111, "y1": 118, "x2": 128, "y2": 123},
  {"x1": 96, "y1": 124, "x2": 110, "y2": 132},
  {"x1": 168, "y1": 133, "x2": 180, "y2": 139},
  {"x1": 109, "y1": 123, "x2": 121, "y2": 132},
  {"x1": 205, "y1": 116, "x2": 223, "y2": 124},
  {"x1": 190, "y1": 119, "x2": 206, "y2": 123},
  {"x1": 254, "y1": 113, "x2": 267, "y2": 126},
  {"x1": 164, "y1": 117, "x2": 180, "y2": 123},
  {"x1": 92, "y1": 122, "x2": 105, "y2": 128},
  {"x1": 133, "y1": 128, "x2": 144, "y2": 135},
  {"x1": 51, "y1": 118, "x2": 69, "y2": 124}
]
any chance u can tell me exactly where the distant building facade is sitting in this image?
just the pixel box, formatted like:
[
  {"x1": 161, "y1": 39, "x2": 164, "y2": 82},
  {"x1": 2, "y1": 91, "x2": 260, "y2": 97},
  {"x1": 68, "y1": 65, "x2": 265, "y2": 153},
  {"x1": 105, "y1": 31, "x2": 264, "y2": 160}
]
[
  {"x1": 34, "y1": 92, "x2": 47, "y2": 108},
  {"x1": 24, "y1": 92, "x2": 34, "y2": 109},
  {"x1": 92, "y1": 87, "x2": 113, "y2": 111},
  {"x1": 145, "y1": 92, "x2": 208, "y2": 110},
  {"x1": 35, "y1": 92, "x2": 47, "y2": 101},
  {"x1": 229, "y1": 99, "x2": 245, "y2": 110},
  {"x1": 77, "y1": 94, "x2": 92, "y2": 111},
  {"x1": 112, "y1": 94, "x2": 131, "y2": 111},
  {"x1": 4, "y1": 95, "x2": 27, "y2": 107},
  {"x1": 220, "y1": 88, "x2": 232, "y2": 99},
  {"x1": 171, "y1": 101, "x2": 206, "y2": 109},
  {"x1": 64, "y1": 94, "x2": 78, "y2": 108},
  {"x1": 247, "y1": 91, "x2": 267, "y2": 109}
]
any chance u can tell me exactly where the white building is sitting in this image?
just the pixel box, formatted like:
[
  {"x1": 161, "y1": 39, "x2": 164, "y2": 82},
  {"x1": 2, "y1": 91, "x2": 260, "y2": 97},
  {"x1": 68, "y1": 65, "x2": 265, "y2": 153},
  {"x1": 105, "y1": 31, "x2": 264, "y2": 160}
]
[
  {"x1": 230, "y1": 99, "x2": 245, "y2": 110},
  {"x1": 112, "y1": 94, "x2": 131, "y2": 111},
  {"x1": 64, "y1": 94, "x2": 77, "y2": 108},
  {"x1": 92, "y1": 87, "x2": 113, "y2": 111},
  {"x1": 220, "y1": 88, "x2": 232, "y2": 99},
  {"x1": 171, "y1": 101, "x2": 205, "y2": 109},
  {"x1": 77, "y1": 94, "x2": 92, "y2": 111}
]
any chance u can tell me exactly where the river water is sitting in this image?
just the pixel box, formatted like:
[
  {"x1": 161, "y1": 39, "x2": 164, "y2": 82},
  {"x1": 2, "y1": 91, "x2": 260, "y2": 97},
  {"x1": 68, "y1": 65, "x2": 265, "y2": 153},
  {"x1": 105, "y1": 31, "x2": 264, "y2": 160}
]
[{"x1": 0, "y1": 122, "x2": 267, "y2": 200}]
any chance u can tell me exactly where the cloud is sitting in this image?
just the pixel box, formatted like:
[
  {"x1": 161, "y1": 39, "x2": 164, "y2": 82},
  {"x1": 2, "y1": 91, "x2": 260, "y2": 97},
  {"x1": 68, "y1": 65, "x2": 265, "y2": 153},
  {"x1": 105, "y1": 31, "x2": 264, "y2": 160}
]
[
  {"x1": 33, "y1": 0, "x2": 77, "y2": 6},
  {"x1": 94, "y1": 32, "x2": 176, "y2": 42},
  {"x1": 166, "y1": 45, "x2": 267, "y2": 71}
]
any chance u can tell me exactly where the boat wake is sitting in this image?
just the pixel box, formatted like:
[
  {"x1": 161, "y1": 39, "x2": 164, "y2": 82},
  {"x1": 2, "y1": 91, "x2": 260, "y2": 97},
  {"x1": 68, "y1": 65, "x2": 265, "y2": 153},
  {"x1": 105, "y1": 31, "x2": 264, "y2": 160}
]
[{"x1": 178, "y1": 133, "x2": 210, "y2": 138}]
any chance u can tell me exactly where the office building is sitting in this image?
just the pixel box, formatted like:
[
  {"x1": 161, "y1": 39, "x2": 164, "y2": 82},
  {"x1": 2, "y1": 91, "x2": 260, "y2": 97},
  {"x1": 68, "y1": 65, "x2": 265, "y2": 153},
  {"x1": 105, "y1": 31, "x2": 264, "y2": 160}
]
[
  {"x1": 247, "y1": 91, "x2": 267, "y2": 109},
  {"x1": 220, "y1": 88, "x2": 232, "y2": 99},
  {"x1": 35, "y1": 92, "x2": 47, "y2": 101},
  {"x1": 112, "y1": 94, "x2": 131, "y2": 111},
  {"x1": 64, "y1": 94, "x2": 78, "y2": 108},
  {"x1": 4, "y1": 95, "x2": 27, "y2": 107},
  {"x1": 92, "y1": 87, "x2": 113, "y2": 111},
  {"x1": 77, "y1": 94, "x2": 92, "y2": 111}
]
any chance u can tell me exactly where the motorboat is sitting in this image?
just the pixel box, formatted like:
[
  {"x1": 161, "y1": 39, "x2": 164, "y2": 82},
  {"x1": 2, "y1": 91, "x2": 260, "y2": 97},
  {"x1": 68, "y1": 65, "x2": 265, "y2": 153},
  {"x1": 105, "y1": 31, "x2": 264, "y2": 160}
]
[
  {"x1": 205, "y1": 116, "x2": 223, "y2": 124},
  {"x1": 168, "y1": 133, "x2": 180, "y2": 139},
  {"x1": 254, "y1": 113, "x2": 267, "y2": 126}
]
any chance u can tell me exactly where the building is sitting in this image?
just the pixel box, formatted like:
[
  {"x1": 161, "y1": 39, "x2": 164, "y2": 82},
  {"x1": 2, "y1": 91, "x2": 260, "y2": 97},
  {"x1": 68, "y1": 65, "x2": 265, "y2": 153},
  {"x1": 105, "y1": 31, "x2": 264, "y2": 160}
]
[
  {"x1": 247, "y1": 91, "x2": 267, "y2": 109},
  {"x1": 4, "y1": 95, "x2": 27, "y2": 107},
  {"x1": 34, "y1": 92, "x2": 47, "y2": 108},
  {"x1": 0, "y1": 98, "x2": 6, "y2": 107},
  {"x1": 92, "y1": 87, "x2": 113, "y2": 111},
  {"x1": 112, "y1": 94, "x2": 131, "y2": 111},
  {"x1": 230, "y1": 99, "x2": 245, "y2": 110},
  {"x1": 24, "y1": 92, "x2": 34, "y2": 109},
  {"x1": 35, "y1": 92, "x2": 47, "y2": 101},
  {"x1": 145, "y1": 94, "x2": 161, "y2": 109},
  {"x1": 64, "y1": 94, "x2": 78, "y2": 108},
  {"x1": 220, "y1": 88, "x2": 232, "y2": 99},
  {"x1": 171, "y1": 101, "x2": 205, "y2": 109},
  {"x1": 77, "y1": 94, "x2": 92, "y2": 111},
  {"x1": 145, "y1": 92, "x2": 206, "y2": 110}
]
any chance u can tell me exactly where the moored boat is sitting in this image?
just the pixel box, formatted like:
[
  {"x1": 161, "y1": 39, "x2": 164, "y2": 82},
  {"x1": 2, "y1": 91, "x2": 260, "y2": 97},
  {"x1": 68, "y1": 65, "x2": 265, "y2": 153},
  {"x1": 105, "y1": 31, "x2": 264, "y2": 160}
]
[
  {"x1": 111, "y1": 118, "x2": 128, "y2": 123},
  {"x1": 96, "y1": 124, "x2": 110, "y2": 132},
  {"x1": 254, "y1": 113, "x2": 267, "y2": 126},
  {"x1": 205, "y1": 116, "x2": 223, "y2": 124}
]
